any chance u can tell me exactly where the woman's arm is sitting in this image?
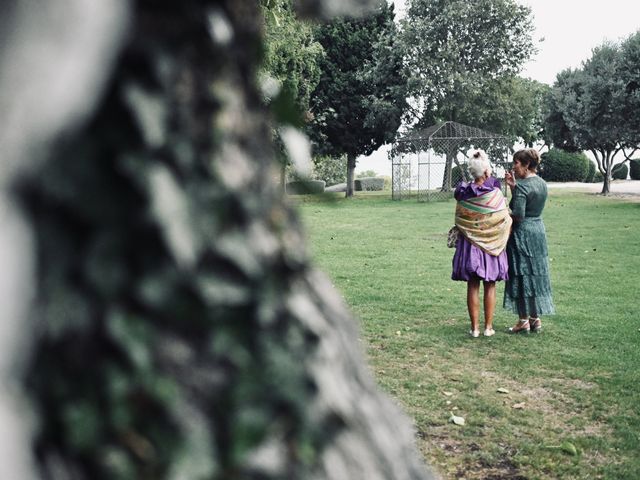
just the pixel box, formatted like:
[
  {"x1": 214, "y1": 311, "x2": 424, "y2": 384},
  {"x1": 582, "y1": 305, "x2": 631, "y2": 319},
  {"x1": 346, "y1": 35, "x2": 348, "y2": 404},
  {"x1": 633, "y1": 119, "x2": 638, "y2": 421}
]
[
  {"x1": 510, "y1": 183, "x2": 527, "y2": 222},
  {"x1": 504, "y1": 171, "x2": 516, "y2": 193},
  {"x1": 453, "y1": 180, "x2": 467, "y2": 201}
]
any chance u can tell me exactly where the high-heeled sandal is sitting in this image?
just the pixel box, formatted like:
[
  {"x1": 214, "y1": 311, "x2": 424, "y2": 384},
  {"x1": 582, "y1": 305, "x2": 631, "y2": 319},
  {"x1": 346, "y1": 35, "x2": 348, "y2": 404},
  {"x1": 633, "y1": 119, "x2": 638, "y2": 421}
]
[
  {"x1": 508, "y1": 319, "x2": 530, "y2": 334},
  {"x1": 529, "y1": 317, "x2": 542, "y2": 333}
]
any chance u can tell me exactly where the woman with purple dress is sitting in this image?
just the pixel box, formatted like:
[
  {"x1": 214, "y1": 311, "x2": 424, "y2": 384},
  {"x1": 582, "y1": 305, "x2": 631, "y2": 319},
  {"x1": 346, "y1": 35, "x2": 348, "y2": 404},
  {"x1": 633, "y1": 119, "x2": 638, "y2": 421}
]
[{"x1": 452, "y1": 150, "x2": 512, "y2": 337}]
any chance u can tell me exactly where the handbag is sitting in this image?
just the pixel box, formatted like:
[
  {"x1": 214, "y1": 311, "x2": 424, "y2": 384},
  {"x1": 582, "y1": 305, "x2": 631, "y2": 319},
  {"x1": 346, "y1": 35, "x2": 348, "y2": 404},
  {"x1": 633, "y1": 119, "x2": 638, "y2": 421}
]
[{"x1": 447, "y1": 225, "x2": 459, "y2": 248}]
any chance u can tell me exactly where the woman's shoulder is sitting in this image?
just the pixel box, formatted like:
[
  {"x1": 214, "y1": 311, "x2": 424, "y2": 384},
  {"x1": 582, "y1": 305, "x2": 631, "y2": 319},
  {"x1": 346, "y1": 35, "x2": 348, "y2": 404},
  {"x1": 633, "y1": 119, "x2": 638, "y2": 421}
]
[
  {"x1": 516, "y1": 175, "x2": 546, "y2": 192},
  {"x1": 485, "y1": 176, "x2": 501, "y2": 189}
]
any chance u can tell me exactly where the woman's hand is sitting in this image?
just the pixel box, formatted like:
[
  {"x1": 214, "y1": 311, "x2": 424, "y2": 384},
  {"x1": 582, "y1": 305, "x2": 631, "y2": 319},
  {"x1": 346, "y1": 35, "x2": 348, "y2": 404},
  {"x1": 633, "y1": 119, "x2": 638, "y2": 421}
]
[{"x1": 505, "y1": 171, "x2": 516, "y2": 190}]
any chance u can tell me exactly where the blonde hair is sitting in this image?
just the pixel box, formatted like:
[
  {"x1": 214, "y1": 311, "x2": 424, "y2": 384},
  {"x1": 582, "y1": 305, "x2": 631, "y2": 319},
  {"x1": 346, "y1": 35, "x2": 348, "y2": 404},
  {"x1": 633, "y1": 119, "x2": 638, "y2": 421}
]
[{"x1": 467, "y1": 149, "x2": 491, "y2": 179}]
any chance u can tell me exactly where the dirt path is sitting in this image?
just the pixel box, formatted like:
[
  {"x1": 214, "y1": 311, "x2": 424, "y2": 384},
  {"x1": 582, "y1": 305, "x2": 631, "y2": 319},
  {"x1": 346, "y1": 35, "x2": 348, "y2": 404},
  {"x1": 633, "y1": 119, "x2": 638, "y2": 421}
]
[{"x1": 546, "y1": 180, "x2": 640, "y2": 200}]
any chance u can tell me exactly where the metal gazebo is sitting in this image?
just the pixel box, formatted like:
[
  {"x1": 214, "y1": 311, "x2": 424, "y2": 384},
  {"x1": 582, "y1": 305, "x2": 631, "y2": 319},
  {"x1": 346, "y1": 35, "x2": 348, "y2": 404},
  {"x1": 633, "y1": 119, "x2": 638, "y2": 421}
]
[{"x1": 391, "y1": 121, "x2": 511, "y2": 201}]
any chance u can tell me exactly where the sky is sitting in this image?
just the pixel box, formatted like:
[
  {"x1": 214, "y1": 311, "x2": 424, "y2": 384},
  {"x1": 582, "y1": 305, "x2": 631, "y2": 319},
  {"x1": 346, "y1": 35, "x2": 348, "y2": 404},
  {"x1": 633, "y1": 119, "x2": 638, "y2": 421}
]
[{"x1": 356, "y1": 0, "x2": 640, "y2": 175}]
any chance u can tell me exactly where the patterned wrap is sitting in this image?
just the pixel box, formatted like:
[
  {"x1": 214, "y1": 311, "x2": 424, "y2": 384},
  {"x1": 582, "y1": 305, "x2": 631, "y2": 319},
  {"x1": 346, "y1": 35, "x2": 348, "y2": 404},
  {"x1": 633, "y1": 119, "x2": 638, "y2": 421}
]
[{"x1": 455, "y1": 188, "x2": 512, "y2": 256}]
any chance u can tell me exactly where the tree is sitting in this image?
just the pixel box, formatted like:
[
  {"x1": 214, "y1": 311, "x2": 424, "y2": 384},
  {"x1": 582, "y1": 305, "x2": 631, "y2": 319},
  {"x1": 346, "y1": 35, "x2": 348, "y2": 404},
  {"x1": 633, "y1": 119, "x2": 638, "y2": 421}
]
[
  {"x1": 400, "y1": 0, "x2": 537, "y2": 189},
  {"x1": 260, "y1": 0, "x2": 324, "y2": 188},
  {"x1": 401, "y1": 0, "x2": 536, "y2": 127},
  {"x1": 450, "y1": 76, "x2": 550, "y2": 146},
  {"x1": 261, "y1": 0, "x2": 324, "y2": 118},
  {"x1": 618, "y1": 31, "x2": 640, "y2": 159},
  {"x1": 541, "y1": 70, "x2": 582, "y2": 153},
  {"x1": 0, "y1": 0, "x2": 435, "y2": 478},
  {"x1": 545, "y1": 43, "x2": 633, "y2": 194},
  {"x1": 309, "y1": 1, "x2": 408, "y2": 197}
]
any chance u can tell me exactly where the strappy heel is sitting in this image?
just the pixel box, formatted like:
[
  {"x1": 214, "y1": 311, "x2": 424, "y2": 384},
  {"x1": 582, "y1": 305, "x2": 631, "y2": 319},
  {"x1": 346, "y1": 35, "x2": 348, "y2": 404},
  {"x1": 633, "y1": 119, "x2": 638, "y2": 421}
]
[
  {"x1": 529, "y1": 317, "x2": 542, "y2": 333},
  {"x1": 508, "y1": 319, "x2": 530, "y2": 334}
]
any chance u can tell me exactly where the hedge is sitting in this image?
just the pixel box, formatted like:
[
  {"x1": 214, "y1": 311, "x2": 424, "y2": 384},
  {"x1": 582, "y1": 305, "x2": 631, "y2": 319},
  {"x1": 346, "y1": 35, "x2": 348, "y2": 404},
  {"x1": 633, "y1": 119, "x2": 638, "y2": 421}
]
[
  {"x1": 286, "y1": 180, "x2": 326, "y2": 194},
  {"x1": 630, "y1": 159, "x2": 640, "y2": 180},
  {"x1": 540, "y1": 149, "x2": 590, "y2": 182},
  {"x1": 612, "y1": 162, "x2": 628, "y2": 180},
  {"x1": 355, "y1": 177, "x2": 385, "y2": 191}
]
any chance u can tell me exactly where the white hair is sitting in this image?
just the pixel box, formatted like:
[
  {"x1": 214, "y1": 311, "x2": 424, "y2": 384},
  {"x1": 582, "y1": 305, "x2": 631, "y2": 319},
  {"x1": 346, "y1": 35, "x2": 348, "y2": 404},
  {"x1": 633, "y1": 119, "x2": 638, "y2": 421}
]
[{"x1": 467, "y1": 149, "x2": 492, "y2": 179}]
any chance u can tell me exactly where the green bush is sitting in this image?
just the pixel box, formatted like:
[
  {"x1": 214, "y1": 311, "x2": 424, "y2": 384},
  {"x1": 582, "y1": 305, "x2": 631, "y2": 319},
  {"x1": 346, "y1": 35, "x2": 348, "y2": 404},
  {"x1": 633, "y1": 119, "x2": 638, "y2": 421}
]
[
  {"x1": 584, "y1": 160, "x2": 596, "y2": 183},
  {"x1": 312, "y1": 155, "x2": 346, "y2": 186},
  {"x1": 630, "y1": 159, "x2": 640, "y2": 180},
  {"x1": 286, "y1": 180, "x2": 325, "y2": 194},
  {"x1": 354, "y1": 177, "x2": 384, "y2": 191},
  {"x1": 452, "y1": 164, "x2": 469, "y2": 185},
  {"x1": 612, "y1": 162, "x2": 628, "y2": 180},
  {"x1": 593, "y1": 171, "x2": 604, "y2": 183},
  {"x1": 540, "y1": 148, "x2": 590, "y2": 182}
]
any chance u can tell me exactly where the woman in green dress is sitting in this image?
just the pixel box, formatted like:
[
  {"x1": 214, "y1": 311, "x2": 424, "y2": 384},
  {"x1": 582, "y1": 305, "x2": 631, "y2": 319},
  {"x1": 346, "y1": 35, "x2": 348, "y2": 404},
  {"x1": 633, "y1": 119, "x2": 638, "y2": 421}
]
[{"x1": 504, "y1": 149, "x2": 555, "y2": 333}]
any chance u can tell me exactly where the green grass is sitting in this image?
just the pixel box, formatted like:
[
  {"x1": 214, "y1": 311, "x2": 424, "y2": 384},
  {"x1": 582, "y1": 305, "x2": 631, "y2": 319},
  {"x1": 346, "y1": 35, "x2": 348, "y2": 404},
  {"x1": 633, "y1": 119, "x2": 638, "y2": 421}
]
[{"x1": 295, "y1": 190, "x2": 640, "y2": 480}]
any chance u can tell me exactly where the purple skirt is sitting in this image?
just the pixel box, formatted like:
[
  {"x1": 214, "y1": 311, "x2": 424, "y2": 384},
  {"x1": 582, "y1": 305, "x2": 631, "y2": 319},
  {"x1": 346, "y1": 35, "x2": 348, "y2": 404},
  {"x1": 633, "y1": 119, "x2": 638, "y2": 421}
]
[{"x1": 451, "y1": 235, "x2": 509, "y2": 282}]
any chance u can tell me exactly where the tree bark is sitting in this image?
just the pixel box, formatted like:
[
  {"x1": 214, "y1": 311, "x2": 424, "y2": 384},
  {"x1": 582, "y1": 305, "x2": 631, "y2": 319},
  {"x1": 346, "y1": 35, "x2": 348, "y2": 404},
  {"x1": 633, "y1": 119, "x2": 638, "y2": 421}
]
[
  {"x1": 346, "y1": 153, "x2": 357, "y2": 197},
  {"x1": 441, "y1": 148, "x2": 456, "y2": 192},
  {"x1": 0, "y1": 1, "x2": 435, "y2": 479},
  {"x1": 602, "y1": 150, "x2": 613, "y2": 195}
]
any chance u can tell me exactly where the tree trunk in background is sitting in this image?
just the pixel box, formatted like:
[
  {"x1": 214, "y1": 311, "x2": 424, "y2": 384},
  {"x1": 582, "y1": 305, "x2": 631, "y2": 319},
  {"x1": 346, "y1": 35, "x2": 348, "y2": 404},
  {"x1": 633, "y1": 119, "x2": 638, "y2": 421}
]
[
  {"x1": 0, "y1": 1, "x2": 435, "y2": 479},
  {"x1": 441, "y1": 149, "x2": 455, "y2": 192},
  {"x1": 346, "y1": 153, "x2": 357, "y2": 197},
  {"x1": 602, "y1": 151, "x2": 612, "y2": 195}
]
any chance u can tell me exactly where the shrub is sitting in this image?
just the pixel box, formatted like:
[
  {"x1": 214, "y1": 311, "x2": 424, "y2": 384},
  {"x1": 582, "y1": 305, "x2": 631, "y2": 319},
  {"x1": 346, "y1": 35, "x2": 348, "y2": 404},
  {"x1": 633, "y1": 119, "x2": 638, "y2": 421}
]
[
  {"x1": 354, "y1": 177, "x2": 384, "y2": 191},
  {"x1": 592, "y1": 171, "x2": 604, "y2": 183},
  {"x1": 312, "y1": 155, "x2": 346, "y2": 186},
  {"x1": 378, "y1": 175, "x2": 391, "y2": 190},
  {"x1": 612, "y1": 162, "x2": 628, "y2": 180},
  {"x1": 540, "y1": 149, "x2": 590, "y2": 182},
  {"x1": 584, "y1": 160, "x2": 596, "y2": 183},
  {"x1": 630, "y1": 159, "x2": 640, "y2": 180},
  {"x1": 452, "y1": 164, "x2": 469, "y2": 185},
  {"x1": 286, "y1": 180, "x2": 325, "y2": 194}
]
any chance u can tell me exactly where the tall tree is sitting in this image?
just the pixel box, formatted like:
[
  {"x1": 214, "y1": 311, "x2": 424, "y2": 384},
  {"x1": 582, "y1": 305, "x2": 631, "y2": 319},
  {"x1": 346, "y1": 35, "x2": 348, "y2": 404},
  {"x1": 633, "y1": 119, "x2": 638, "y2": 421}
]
[
  {"x1": 400, "y1": 0, "x2": 536, "y2": 189},
  {"x1": 260, "y1": 0, "x2": 324, "y2": 117},
  {"x1": 0, "y1": 0, "x2": 435, "y2": 478},
  {"x1": 618, "y1": 30, "x2": 640, "y2": 159},
  {"x1": 546, "y1": 44, "x2": 630, "y2": 194},
  {"x1": 309, "y1": 1, "x2": 408, "y2": 197},
  {"x1": 541, "y1": 70, "x2": 582, "y2": 153},
  {"x1": 449, "y1": 76, "x2": 550, "y2": 146},
  {"x1": 260, "y1": 0, "x2": 325, "y2": 188},
  {"x1": 401, "y1": 0, "x2": 536, "y2": 127}
]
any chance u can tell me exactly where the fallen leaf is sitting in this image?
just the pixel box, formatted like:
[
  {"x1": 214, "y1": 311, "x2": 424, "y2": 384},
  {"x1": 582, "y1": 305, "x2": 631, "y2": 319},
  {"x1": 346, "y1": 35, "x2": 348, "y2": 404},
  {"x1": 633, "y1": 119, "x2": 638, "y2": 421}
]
[
  {"x1": 512, "y1": 402, "x2": 526, "y2": 409},
  {"x1": 449, "y1": 412, "x2": 465, "y2": 426},
  {"x1": 546, "y1": 441, "x2": 578, "y2": 456},
  {"x1": 497, "y1": 388, "x2": 510, "y2": 394},
  {"x1": 560, "y1": 441, "x2": 578, "y2": 456},
  {"x1": 443, "y1": 391, "x2": 453, "y2": 397}
]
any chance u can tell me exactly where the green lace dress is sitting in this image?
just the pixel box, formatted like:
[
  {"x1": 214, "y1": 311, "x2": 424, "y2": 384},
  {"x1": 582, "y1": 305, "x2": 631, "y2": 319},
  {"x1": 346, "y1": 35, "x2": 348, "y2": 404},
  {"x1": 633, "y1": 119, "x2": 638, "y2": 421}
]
[{"x1": 503, "y1": 176, "x2": 555, "y2": 317}]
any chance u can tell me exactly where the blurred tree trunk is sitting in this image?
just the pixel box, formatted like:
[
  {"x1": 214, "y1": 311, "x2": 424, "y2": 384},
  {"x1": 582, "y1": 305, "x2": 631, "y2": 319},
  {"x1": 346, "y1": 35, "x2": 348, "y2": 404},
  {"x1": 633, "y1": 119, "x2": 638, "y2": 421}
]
[{"x1": 1, "y1": 0, "x2": 435, "y2": 479}]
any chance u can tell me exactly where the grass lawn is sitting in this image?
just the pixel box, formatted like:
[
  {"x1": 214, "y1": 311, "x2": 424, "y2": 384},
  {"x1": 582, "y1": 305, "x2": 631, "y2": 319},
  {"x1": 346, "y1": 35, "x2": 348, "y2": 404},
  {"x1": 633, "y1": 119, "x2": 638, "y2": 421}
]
[{"x1": 296, "y1": 190, "x2": 640, "y2": 480}]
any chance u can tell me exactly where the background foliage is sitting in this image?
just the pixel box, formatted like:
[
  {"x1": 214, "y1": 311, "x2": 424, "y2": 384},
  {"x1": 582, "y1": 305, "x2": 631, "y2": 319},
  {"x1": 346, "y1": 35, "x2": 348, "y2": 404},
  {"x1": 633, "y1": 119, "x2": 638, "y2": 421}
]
[{"x1": 539, "y1": 148, "x2": 591, "y2": 182}]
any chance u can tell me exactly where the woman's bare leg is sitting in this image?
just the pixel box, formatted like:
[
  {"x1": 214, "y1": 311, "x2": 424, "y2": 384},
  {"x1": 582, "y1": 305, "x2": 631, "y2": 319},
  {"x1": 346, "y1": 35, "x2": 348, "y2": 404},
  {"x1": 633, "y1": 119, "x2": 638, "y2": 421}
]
[
  {"x1": 467, "y1": 278, "x2": 480, "y2": 334},
  {"x1": 483, "y1": 280, "x2": 496, "y2": 331}
]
